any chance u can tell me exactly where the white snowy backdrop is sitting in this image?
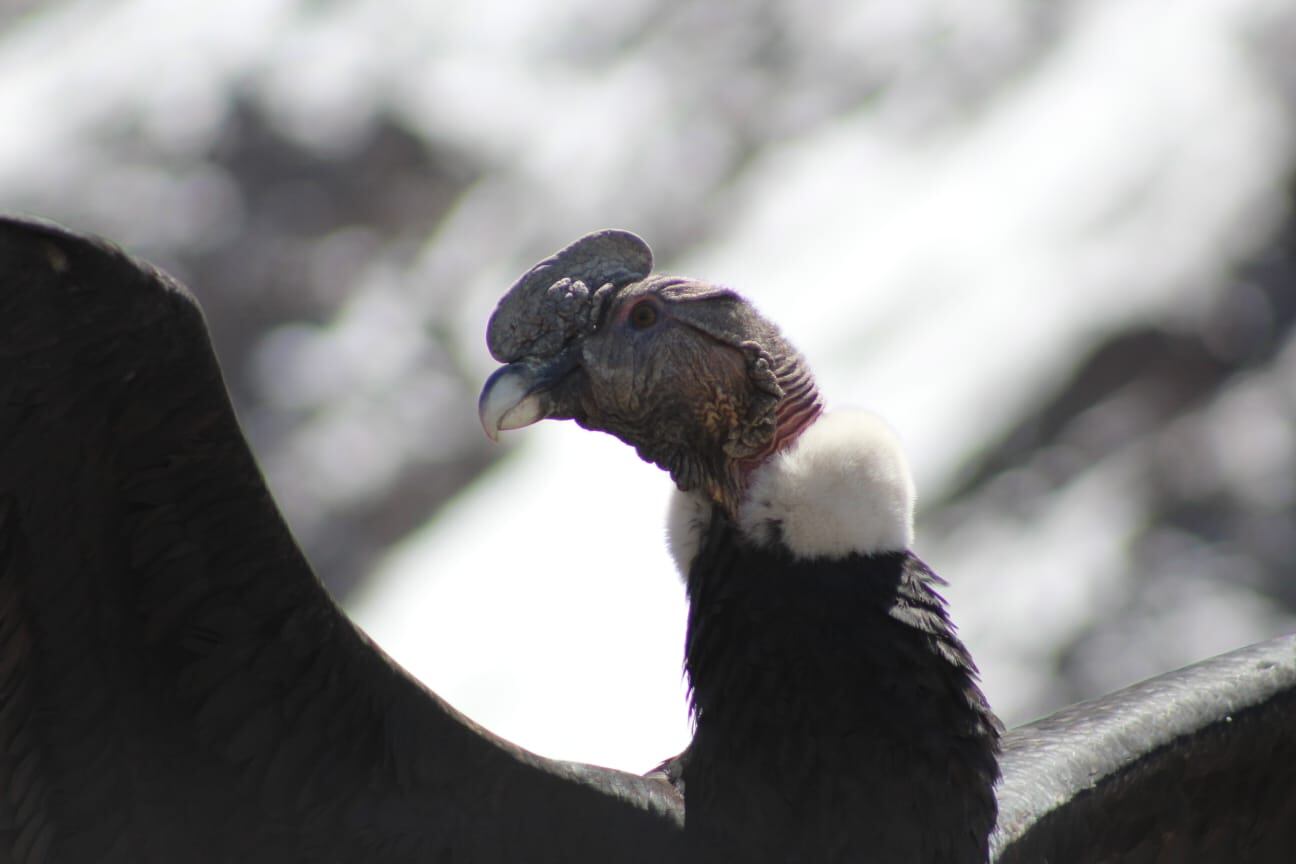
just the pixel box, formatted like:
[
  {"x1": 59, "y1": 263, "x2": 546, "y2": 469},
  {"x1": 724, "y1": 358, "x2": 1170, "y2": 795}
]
[{"x1": 3, "y1": 0, "x2": 1295, "y2": 772}]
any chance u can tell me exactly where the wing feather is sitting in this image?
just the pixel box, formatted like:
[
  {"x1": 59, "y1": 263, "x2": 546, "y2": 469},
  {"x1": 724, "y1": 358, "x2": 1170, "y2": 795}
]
[
  {"x1": 0, "y1": 216, "x2": 683, "y2": 864},
  {"x1": 993, "y1": 633, "x2": 1296, "y2": 862}
]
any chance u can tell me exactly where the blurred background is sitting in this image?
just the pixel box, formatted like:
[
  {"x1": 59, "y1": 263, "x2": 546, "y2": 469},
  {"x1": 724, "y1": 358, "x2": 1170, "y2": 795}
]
[{"x1": 4, "y1": 0, "x2": 1296, "y2": 772}]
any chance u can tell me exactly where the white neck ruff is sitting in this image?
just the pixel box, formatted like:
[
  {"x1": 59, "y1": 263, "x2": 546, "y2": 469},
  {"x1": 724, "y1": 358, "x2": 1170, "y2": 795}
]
[{"x1": 666, "y1": 410, "x2": 916, "y2": 576}]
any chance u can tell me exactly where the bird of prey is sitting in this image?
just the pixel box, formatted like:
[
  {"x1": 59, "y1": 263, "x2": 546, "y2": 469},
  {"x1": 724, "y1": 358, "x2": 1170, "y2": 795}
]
[
  {"x1": 479, "y1": 229, "x2": 1296, "y2": 863},
  {"x1": 2, "y1": 216, "x2": 1292, "y2": 863}
]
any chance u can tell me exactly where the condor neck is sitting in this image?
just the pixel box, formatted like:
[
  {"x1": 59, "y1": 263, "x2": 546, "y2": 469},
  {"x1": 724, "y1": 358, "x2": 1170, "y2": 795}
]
[{"x1": 679, "y1": 512, "x2": 1001, "y2": 863}]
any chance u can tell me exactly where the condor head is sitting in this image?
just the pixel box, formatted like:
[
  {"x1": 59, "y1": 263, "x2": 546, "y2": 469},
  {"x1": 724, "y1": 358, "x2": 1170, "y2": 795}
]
[{"x1": 479, "y1": 230, "x2": 820, "y2": 515}]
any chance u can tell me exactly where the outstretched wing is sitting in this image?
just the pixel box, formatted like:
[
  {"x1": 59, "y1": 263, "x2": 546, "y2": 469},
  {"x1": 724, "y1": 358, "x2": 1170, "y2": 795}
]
[
  {"x1": 992, "y1": 633, "x2": 1296, "y2": 863},
  {"x1": 0, "y1": 216, "x2": 683, "y2": 864}
]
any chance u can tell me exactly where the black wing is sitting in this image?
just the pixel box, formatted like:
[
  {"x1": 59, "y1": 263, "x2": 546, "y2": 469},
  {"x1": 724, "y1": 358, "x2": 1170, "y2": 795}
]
[
  {"x1": 992, "y1": 633, "x2": 1296, "y2": 862},
  {"x1": 0, "y1": 216, "x2": 683, "y2": 864}
]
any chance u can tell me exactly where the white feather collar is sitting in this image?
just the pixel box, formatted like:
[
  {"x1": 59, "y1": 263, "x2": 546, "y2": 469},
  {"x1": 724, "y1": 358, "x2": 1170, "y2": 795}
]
[{"x1": 667, "y1": 411, "x2": 916, "y2": 576}]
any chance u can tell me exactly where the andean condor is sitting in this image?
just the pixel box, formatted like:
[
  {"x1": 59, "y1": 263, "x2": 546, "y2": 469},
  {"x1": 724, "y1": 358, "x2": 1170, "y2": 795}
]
[
  {"x1": 478, "y1": 229, "x2": 1296, "y2": 863},
  {"x1": 1, "y1": 216, "x2": 1294, "y2": 863}
]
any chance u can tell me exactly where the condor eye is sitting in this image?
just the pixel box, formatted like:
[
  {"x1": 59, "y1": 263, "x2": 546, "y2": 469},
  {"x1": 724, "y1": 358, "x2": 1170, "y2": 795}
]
[{"x1": 628, "y1": 301, "x2": 659, "y2": 330}]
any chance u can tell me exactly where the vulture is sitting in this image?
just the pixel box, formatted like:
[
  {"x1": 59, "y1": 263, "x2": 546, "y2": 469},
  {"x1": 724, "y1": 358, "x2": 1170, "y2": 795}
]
[
  {"x1": 478, "y1": 229, "x2": 1296, "y2": 863},
  {"x1": 0, "y1": 215, "x2": 1291, "y2": 863}
]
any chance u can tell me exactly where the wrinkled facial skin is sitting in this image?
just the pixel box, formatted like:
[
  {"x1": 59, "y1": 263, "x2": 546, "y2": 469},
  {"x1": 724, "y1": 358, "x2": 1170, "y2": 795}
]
[
  {"x1": 566, "y1": 279, "x2": 763, "y2": 497},
  {"x1": 480, "y1": 230, "x2": 796, "y2": 511}
]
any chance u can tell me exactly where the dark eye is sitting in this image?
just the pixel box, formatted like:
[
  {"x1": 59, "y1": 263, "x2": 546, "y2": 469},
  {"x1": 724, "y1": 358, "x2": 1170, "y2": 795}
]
[{"x1": 628, "y1": 301, "x2": 659, "y2": 330}]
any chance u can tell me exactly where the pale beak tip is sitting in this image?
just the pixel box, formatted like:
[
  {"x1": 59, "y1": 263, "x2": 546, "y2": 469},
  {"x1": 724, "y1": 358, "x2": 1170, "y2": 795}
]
[{"x1": 478, "y1": 364, "x2": 546, "y2": 442}]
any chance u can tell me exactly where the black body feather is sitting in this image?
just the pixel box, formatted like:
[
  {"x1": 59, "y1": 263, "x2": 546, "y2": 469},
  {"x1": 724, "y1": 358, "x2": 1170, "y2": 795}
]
[{"x1": 683, "y1": 510, "x2": 1001, "y2": 863}]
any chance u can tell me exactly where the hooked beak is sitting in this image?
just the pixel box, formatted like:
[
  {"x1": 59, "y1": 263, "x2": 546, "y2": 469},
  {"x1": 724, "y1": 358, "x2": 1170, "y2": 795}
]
[{"x1": 477, "y1": 352, "x2": 579, "y2": 442}]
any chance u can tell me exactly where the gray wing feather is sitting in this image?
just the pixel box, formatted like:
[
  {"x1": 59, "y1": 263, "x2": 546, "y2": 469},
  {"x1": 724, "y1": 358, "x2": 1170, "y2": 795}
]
[{"x1": 993, "y1": 633, "x2": 1296, "y2": 862}]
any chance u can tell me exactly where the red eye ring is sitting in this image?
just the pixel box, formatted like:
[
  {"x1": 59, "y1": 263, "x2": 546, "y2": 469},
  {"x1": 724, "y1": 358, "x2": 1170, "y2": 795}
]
[{"x1": 629, "y1": 301, "x2": 659, "y2": 330}]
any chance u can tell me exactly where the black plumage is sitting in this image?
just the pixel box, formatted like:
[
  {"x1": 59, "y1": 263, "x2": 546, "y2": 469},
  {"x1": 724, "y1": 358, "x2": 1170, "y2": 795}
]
[
  {"x1": 0, "y1": 216, "x2": 683, "y2": 863},
  {"x1": 681, "y1": 513, "x2": 999, "y2": 862},
  {"x1": 994, "y1": 634, "x2": 1296, "y2": 862}
]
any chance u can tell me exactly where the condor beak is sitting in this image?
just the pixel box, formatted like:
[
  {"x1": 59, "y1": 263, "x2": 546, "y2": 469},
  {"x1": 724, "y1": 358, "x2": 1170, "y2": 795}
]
[
  {"x1": 478, "y1": 364, "x2": 546, "y2": 442},
  {"x1": 477, "y1": 352, "x2": 579, "y2": 442}
]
